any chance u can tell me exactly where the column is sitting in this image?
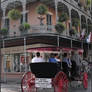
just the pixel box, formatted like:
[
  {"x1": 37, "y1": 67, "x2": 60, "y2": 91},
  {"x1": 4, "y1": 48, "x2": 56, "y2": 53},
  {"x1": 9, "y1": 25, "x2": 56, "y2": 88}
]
[
  {"x1": 79, "y1": 14, "x2": 81, "y2": 36},
  {"x1": 2, "y1": 8, "x2": 6, "y2": 28},
  {"x1": 55, "y1": 0, "x2": 58, "y2": 23},
  {"x1": 57, "y1": 35, "x2": 59, "y2": 47},
  {"x1": 86, "y1": 18, "x2": 88, "y2": 34},
  {"x1": 3, "y1": 39, "x2": 7, "y2": 82},
  {"x1": 69, "y1": 8, "x2": 72, "y2": 29},
  {"x1": 22, "y1": 0, "x2": 27, "y2": 23},
  {"x1": 24, "y1": 37, "x2": 27, "y2": 72}
]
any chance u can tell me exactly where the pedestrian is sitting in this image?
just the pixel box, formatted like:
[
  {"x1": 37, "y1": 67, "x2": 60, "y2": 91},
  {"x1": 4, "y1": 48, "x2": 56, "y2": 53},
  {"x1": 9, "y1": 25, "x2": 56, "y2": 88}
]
[{"x1": 31, "y1": 52, "x2": 45, "y2": 63}]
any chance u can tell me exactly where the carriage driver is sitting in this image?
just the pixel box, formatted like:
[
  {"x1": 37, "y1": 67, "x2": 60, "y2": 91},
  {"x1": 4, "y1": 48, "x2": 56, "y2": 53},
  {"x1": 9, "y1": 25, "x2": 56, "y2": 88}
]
[{"x1": 31, "y1": 52, "x2": 45, "y2": 63}]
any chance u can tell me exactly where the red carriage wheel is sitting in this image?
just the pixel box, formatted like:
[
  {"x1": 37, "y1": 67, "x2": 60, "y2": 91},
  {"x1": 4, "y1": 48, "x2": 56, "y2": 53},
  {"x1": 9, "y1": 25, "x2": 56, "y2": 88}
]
[
  {"x1": 21, "y1": 72, "x2": 36, "y2": 92},
  {"x1": 83, "y1": 72, "x2": 88, "y2": 89},
  {"x1": 54, "y1": 72, "x2": 69, "y2": 92}
]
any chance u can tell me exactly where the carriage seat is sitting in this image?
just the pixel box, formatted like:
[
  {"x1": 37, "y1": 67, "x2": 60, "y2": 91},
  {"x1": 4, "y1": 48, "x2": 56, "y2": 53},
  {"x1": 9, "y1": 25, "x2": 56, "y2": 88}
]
[{"x1": 30, "y1": 62, "x2": 58, "y2": 78}]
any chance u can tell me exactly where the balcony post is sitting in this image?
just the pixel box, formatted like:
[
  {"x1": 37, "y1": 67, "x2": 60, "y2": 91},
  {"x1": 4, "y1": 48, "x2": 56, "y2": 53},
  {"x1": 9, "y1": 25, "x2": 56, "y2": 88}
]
[
  {"x1": 24, "y1": 37, "x2": 27, "y2": 72},
  {"x1": 79, "y1": 14, "x2": 81, "y2": 36},
  {"x1": 2, "y1": 8, "x2": 6, "y2": 28},
  {"x1": 57, "y1": 35, "x2": 59, "y2": 47},
  {"x1": 22, "y1": 0, "x2": 27, "y2": 23},
  {"x1": 86, "y1": 18, "x2": 88, "y2": 34},
  {"x1": 55, "y1": 0, "x2": 58, "y2": 23},
  {"x1": 69, "y1": 8, "x2": 72, "y2": 29}
]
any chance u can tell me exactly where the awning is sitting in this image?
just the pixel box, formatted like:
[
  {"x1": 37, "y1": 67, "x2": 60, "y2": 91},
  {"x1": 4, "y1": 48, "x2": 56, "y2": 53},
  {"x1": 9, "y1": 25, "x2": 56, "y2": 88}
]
[
  {"x1": 27, "y1": 47, "x2": 61, "y2": 53},
  {"x1": 27, "y1": 47, "x2": 83, "y2": 53}
]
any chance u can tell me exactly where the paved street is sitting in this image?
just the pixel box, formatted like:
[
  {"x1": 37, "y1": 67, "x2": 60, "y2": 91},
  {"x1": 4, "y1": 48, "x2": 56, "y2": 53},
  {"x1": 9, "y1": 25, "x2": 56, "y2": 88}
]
[
  {"x1": 1, "y1": 70, "x2": 92, "y2": 92},
  {"x1": 1, "y1": 75, "x2": 92, "y2": 92},
  {"x1": 68, "y1": 78, "x2": 92, "y2": 92},
  {"x1": 1, "y1": 83, "x2": 21, "y2": 92}
]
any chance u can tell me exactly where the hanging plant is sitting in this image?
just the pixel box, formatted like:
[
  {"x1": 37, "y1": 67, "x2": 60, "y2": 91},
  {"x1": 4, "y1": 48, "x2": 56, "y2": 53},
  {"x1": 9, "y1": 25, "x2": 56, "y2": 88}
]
[
  {"x1": 72, "y1": 18, "x2": 80, "y2": 29},
  {"x1": 0, "y1": 28, "x2": 8, "y2": 35},
  {"x1": 55, "y1": 22, "x2": 65, "y2": 33},
  {"x1": 69, "y1": 28, "x2": 77, "y2": 36},
  {"x1": 19, "y1": 23, "x2": 30, "y2": 31},
  {"x1": 8, "y1": 9, "x2": 21, "y2": 20},
  {"x1": 58, "y1": 13, "x2": 69, "y2": 22},
  {"x1": 36, "y1": 4, "x2": 48, "y2": 15}
]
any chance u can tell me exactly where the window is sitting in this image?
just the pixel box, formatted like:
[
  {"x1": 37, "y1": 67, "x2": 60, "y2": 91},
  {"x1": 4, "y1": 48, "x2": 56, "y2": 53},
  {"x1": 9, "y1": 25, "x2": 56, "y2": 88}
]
[
  {"x1": 46, "y1": 14, "x2": 52, "y2": 30},
  {"x1": 20, "y1": 13, "x2": 28, "y2": 24},
  {"x1": 5, "y1": 18, "x2": 9, "y2": 29},
  {"x1": 14, "y1": 54, "x2": 20, "y2": 72},
  {"x1": 4, "y1": 55, "x2": 13, "y2": 72},
  {"x1": 47, "y1": 14, "x2": 52, "y2": 25}
]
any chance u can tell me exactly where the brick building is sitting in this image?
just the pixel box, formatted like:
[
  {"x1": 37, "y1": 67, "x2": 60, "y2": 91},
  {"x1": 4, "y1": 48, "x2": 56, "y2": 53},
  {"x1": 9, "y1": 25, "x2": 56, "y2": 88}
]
[{"x1": 0, "y1": 0, "x2": 92, "y2": 82}]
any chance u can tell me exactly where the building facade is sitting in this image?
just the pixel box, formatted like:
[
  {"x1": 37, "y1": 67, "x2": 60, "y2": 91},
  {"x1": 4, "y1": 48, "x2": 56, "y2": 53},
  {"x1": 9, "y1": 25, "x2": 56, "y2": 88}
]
[{"x1": 0, "y1": 0, "x2": 92, "y2": 82}]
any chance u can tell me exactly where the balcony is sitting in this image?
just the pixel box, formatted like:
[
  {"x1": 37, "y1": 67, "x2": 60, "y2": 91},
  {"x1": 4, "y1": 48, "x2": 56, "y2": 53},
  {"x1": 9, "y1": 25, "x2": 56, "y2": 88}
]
[
  {"x1": 30, "y1": 25, "x2": 55, "y2": 33},
  {"x1": 1, "y1": 24, "x2": 81, "y2": 41}
]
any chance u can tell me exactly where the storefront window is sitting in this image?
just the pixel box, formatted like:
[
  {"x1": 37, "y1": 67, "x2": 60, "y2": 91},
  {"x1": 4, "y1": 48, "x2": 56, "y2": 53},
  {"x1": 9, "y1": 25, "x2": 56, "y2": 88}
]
[
  {"x1": 20, "y1": 54, "x2": 26, "y2": 72},
  {"x1": 4, "y1": 55, "x2": 13, "y2": 72},
  {"x1": 14, "y1": 54, "x2": 20, "y2": 72},
  {"x1": 4, "y1": 53, "x2": 30, "y2": 72}
]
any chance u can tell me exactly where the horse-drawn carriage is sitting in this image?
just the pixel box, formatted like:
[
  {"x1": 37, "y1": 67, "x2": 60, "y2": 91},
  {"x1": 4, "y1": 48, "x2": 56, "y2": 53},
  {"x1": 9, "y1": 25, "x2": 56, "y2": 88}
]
[
  {"x1": 21, "y1": 47, "x2": 88, "y2": 92},
  {"x1": 21, "y1": 62, "x2": 68, "y2": 92}
]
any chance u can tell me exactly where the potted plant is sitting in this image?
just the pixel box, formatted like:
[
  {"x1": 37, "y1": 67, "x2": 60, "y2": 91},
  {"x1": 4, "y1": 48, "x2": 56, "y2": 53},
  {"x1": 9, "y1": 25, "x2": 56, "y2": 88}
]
[
  {"x1": 19, "y1": 23, "x2": 30, "y2": 35},
  {"x1": 8, "y1": 9, "x2": 21, "y2": 20},
  {"x1": 36, "y1": 4, "x2": 48, "y2": 25},
  {"x1": 69, "y1": 28, "x2": 77, "y2": 36},
  {"x1": 55, "y1": 22, "x2": 65, "y2": 34},
  {"x1": 0, "y1": 28, "x2": 8, "y2": 37}
]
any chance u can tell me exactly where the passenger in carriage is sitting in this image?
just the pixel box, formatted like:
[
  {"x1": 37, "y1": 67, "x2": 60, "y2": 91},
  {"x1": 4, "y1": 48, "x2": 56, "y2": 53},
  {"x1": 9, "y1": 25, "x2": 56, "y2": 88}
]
[
  {"x1": 54, "y1": 53, "x2": 61, "y2": 62},
  {"x1": 31, "y1": 52, "x2": 45, "y2": 63},
  {"x1": 62, "y1": 53, "x2": 72, "y2": 78},
  {"x1": 71, "y1": 51, "x2": 77, "y2": 78},
  {"x1": 49, "y1": 53, "x2": 57, "y2": 63},
  {"x1": 49, "y1": 53, "x2": 61, "y2": 72},
  {"x1": 71, "y1": 51, "x2": 82, "y2": 77}
]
